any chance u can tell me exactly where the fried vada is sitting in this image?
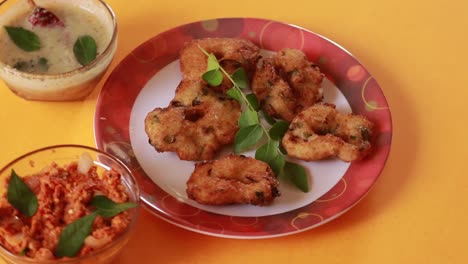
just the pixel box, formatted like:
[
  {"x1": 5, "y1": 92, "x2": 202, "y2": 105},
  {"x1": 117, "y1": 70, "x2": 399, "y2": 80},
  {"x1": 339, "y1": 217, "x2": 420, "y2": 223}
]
[
  {"x1": 180, "y1": 38, "x2": 260, "y2": 93},
  {"x1": 145, "y1": 81, "x2": 240, "y2": 161},
  {"x1": 252, "y1": 48, "x2": 324, "y2": 122},
  {"x1": 186, "y1": 154, "x2": 280, "y2": 206},
  {"x1": 145, "y1": 37, "x2": 262, "y2": 161},
  {"x1": 282, "y1": 103, "x2": 374, "y2": 162}
]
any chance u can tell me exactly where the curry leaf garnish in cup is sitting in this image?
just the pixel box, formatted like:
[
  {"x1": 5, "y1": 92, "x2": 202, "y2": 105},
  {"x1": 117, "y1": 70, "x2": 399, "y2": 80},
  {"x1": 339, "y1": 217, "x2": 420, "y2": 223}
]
[
  {"x1": 37, "y1": 57, "x2": 49, "y2": 71},
  {"x1": 55, "y1": 195, "x2": 137, "y2": 257},
  {"x1": 55, "y1": 212, "x2": 99, "y2": 257},
  {"x1": 4, "y1": 26, "x2": 41, "y2": 51},
  {"x1": 91, "y1": 195, "x2": 137, "y2": 217},
  {"x1": 6, "y1": 167, "x2": 137, "y2": 257},
  {"x1": 73, "y1": 35, "x2": 97, "y2": 66},
  {"x1": 199, "y1": 47, "x2": 310, "y2": 192},
  {"x1": 7, "y1": 170, "x2": 38, "y2": 217}
]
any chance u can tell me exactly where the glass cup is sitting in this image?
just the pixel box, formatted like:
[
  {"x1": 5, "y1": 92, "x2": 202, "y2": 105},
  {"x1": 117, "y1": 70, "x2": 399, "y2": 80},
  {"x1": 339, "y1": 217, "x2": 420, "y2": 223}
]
[
  {"x1": 0, "y1": 145, "x2": 140, "y2": 263},
  {"x1": 0, "y1": 0, "x2": 117, "y2": 101}
]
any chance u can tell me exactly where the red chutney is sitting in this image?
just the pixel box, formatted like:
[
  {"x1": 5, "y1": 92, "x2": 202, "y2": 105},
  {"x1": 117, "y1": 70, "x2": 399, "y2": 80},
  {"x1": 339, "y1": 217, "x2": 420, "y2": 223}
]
[{"x1": 0, "y1": 162, "x2": 132, "y2": 260}]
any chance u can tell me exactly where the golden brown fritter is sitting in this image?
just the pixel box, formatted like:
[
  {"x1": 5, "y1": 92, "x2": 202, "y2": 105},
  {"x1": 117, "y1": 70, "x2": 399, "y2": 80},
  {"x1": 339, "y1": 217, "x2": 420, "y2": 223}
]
[
  {"x1": 145, "y1": 38, "x2": 262, "y2": 161},
  {"x1": 145, "y1": 82, "x2": 241, "y2": 161},
  {"x1": 186, "y1": 154, "x2": 280, "y2": 206},
  {"x1": 180, "y1": 38, "x2": 260, "y2": 93},
  {"x1": 170, "y1": 79, "x2": 212, "y2": 107},
  {"x1": 180, "y1": 38, "x2": 260, "y2": 80},
  {"x1": 282, "y1": 103, "x2": 374, "y2": 162},
  {"x1": 252, "y1": 48, "x2": 324, "y2": 122},
  {"x1": 174, "y1": 38, "x2": 260, "y2": 104}
]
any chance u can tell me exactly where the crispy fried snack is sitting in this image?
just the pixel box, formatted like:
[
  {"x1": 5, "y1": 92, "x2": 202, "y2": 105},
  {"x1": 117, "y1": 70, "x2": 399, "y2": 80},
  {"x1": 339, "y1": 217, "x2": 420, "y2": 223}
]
[
  {"x1": 252, "y1": 48, "x2": 324, "y2": 122},
  {"x1": 145, "y1": 38, "x2": 261, "y2": 161},
  {"x1": 282, "y1": 103, "x2": 374, "y2": 162},
  {"x1": 180, "y1": 38, "x2": 260, "y2": 93},
  {"x1": 145, "y1": 81, "x2": 240, "y2": 161},
  {"x1": 186, "y1": 154, "x2": 280, "y2": 206}
]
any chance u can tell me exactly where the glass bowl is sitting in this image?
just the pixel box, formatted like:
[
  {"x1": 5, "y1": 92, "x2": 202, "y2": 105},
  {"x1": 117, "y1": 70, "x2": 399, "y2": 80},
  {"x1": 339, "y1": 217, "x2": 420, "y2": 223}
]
[
  {"x1": 0, "y1": 0, "x2": 117, "y2": 101},
  {"x1": 0, "y1": 145, "x2": 140, "y2": 264}
]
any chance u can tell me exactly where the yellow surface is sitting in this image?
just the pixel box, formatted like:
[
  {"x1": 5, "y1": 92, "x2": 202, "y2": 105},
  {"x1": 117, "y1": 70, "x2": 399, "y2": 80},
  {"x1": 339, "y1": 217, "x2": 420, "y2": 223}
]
[{"x1": 1, "y1": 0, "x2": 468, "y2": 263}]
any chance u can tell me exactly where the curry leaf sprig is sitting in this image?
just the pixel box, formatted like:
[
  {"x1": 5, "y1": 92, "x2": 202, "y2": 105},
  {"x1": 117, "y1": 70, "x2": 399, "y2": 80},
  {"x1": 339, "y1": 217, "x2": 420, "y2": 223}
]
[
  {"x1": 199, "y1": 48, "x2": 309, "y2": 192},
  {"x1": 6, "y1": 170, "x2": 136, "y2": 257}
]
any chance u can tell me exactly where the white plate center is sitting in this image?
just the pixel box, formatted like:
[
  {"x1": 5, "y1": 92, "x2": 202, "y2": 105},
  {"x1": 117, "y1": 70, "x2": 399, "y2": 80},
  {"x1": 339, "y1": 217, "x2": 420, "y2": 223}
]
[{"x1": 129, "y1": 58, "x2": 351, "y2": 217}]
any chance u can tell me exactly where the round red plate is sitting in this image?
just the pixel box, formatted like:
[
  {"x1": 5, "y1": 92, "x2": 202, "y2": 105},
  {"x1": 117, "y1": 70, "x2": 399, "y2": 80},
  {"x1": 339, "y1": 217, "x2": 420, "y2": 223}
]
[{"x1": 94, "y1": 18, "x2": 392, "y2": 238}]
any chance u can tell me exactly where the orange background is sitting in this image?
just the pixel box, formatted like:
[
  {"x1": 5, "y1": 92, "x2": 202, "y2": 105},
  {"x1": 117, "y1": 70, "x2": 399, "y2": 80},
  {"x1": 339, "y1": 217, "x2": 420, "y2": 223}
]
[{"x1": 1, "y1": 0, "x2": 468, "y2": 263}]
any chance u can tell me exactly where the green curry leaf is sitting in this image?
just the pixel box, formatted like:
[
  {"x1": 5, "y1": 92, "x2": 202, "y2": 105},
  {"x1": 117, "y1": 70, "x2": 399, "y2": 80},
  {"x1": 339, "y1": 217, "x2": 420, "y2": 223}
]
[
  {"x1": 232, "y1": 67, "x2": 248, "y2": 89},
  {"x1": 56, "y1": 195, "x2": 136, "y2": 257},
  {"x1": 56, "y1": 212, "x2": 98, "y2": 257},
  {"x1": 202, "y1": 69, "x2": 223, "y2": 86},
  {"x1": 255, "y1": 141, "x2": 285, "y2": 176},
  {"x1": 246, "y1": 93, "x2": 259, "y2": 111},
  {"x1": 269, "y1": 120, "x2": 290, "y2": 140},
  {"x1": 4, "y1": 26, "x2": 40, "y2": 52},
  {"x1": 73, "y1": 35, "x2": 97, "y2": 66},
  {"x1": 226, "y1": 86, "x2": 242, "y2": 103},
  {"x1": 283, "y1": 162, "x2": 309, "y2": 192},
  {"x1": 91, "y1": 195, "x2": 137, "y2": 218},
  {"x1": 238, "y1": 109, "x2": 259, "y2": 128},
  {"x1": 206, "y1": 53, "x2": 220, "y2": 71},
  {"x1": 233, "y1": 124, "x2": 264, "y2": 153},
  {"x1": 7, "y1": 170, "x2": 38, "y2": 217}
]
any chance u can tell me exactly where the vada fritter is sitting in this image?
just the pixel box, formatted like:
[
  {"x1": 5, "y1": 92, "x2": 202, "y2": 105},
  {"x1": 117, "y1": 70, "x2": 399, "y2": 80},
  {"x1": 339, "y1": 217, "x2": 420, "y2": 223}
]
[
  {"x1": 252, "y1": 48, "x2": 324, "y2": 122},
  {"x1": 282, "y1": 103, "x2": 374, "y2": 162},
  {"x1": 186, "y1": 155, "x2": 280, "y2": 206},
  {"x1": 145, "y1": 37, "x2": 261, "y2": 161},
  {"x1": 145, "y1": 81, "x2": 240, "y2": 161},
  {"x1": 180, "y1": 38, "x2": 260, "y2": 93}
]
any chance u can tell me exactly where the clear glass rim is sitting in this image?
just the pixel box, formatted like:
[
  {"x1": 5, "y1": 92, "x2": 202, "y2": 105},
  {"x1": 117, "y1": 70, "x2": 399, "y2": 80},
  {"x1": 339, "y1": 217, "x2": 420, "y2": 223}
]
[
  {"x1": 0, "y1": 0, "x2": 118, "y2": 79},
  {"x1": 0, "y1": 144, "x2": 140, "y2": 263}
]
